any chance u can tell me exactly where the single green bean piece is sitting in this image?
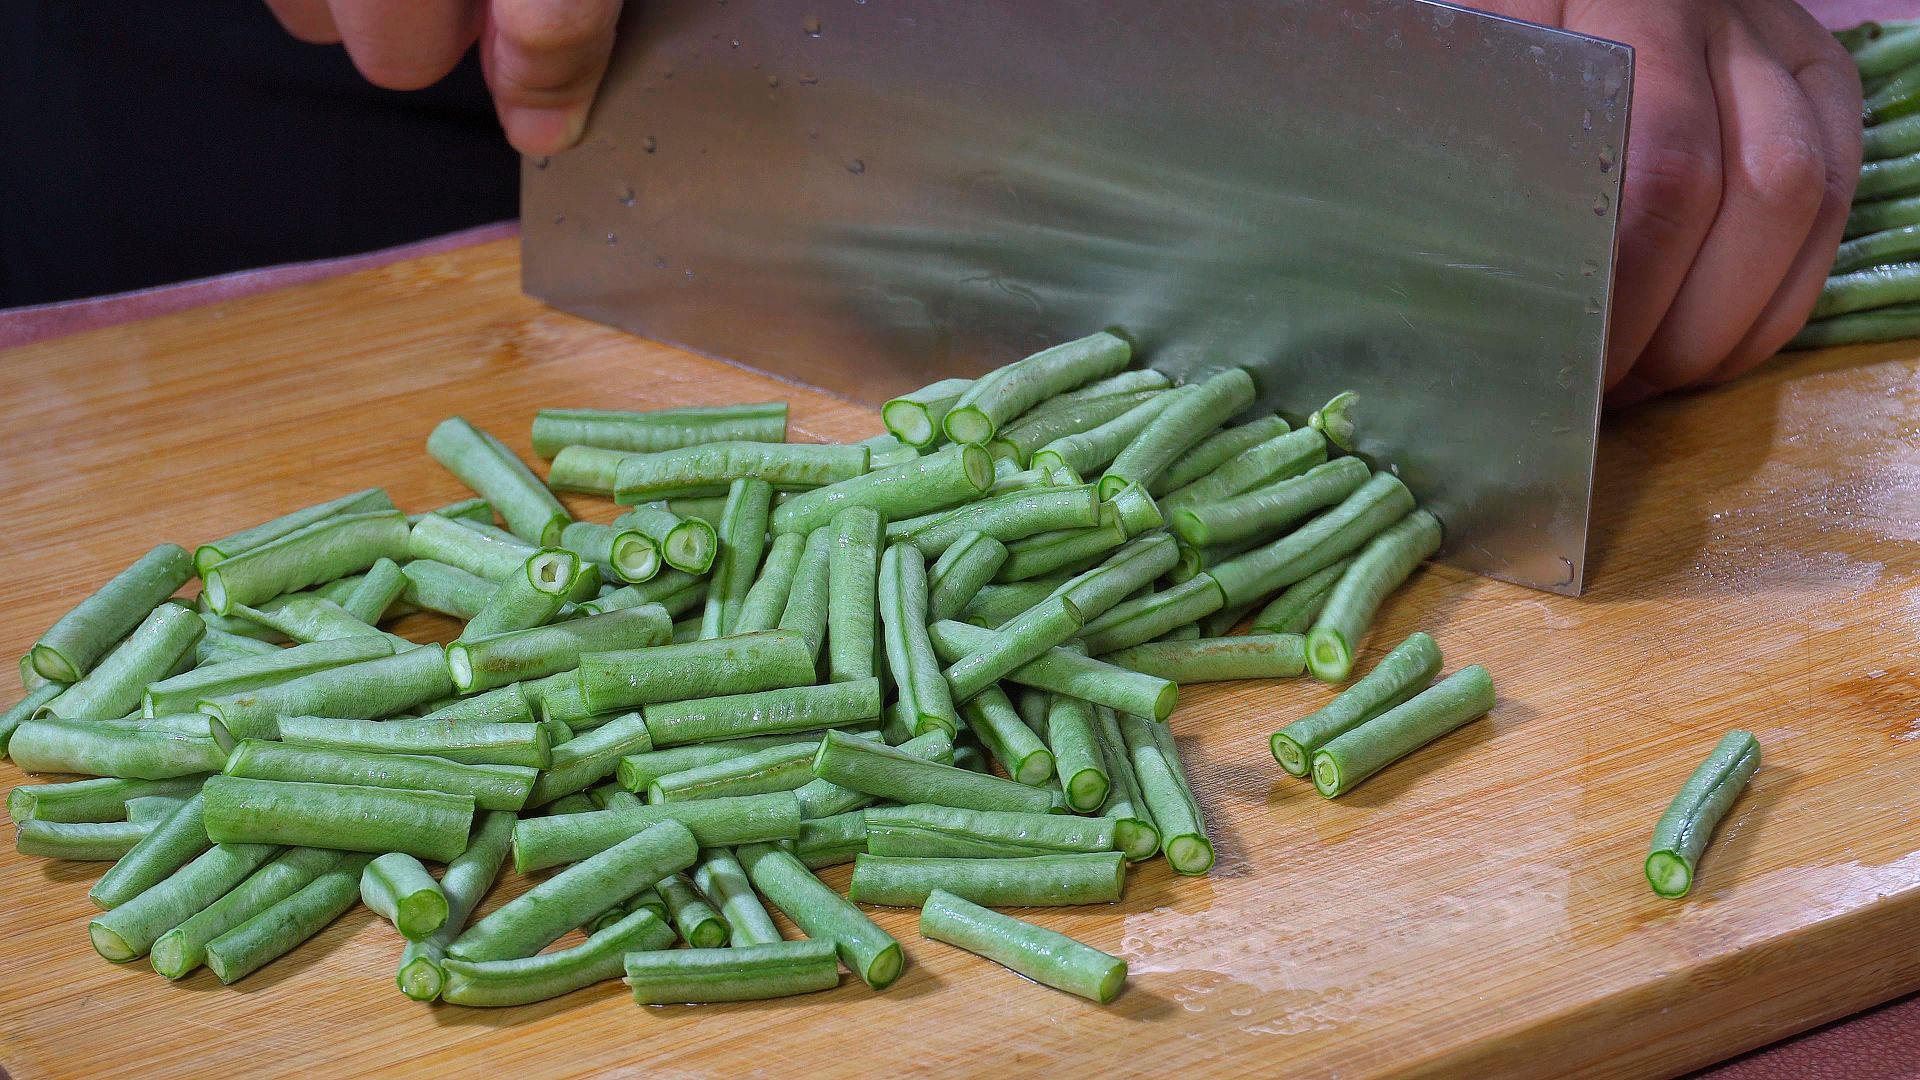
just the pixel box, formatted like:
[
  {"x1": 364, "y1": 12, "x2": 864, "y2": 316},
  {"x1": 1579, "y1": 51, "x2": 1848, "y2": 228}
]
[
  {"x1": 865, "y1": 804, "x2": 1114, "y2": 859},
  {"x1": 199, "y1": 645, "x2": 455, "y2": 741},
  {"x1": 1039, "y1": 532, "x2": 1180, "y2": 626},
  {"x1": 427, "y1": 417, "x2": 571, "y2": 545},
  {"x1": 362, "y1": 851, "x2": 449, "y2": 940},
  {"x1": 1117, "y1": 712, "x2": 1212, "y2": 873},
  {"x1": 193, "y1": 627, "x2": 281, "y2": 666},
  {"x1": 1813, "y1": 260, "x2": 1920, "y2": 321},
  {"x1": 694, "y1": 847, "x2": 783, "y2": 945},
  {"x1": 826, "y1": 506, "x2": 884, "y2": 684},
  {"x1": 641, "y1": 678, "x2": 881, "y2": 748},
  {"x1": 927, "y1": 619, "x2": 1177, "y2": 721},
  {"x1": 1031, "y1": 392, "x2": 1179, "y2": 477},
  {"x1": 1306, "y1": 509, "x2": 1442, "y2": 683},
  {"x1": 927, "y1": 532, "x2": 1010, "y2": 622},
  {"x1": 1856, "y1": 22, "x2": 1920, "y2": 78},
  {"x1": 920, "y1": 889, "x2": 1125, "y2": 1002},
  {"x1": 279, "y1": 715, "x2": 547, "y2": 770},
  {"x1": 223, "y1": 740, "x2": 536, "y2": 811},
  {"x1": 15, "y1": 818, "x2": 155, "y2": 860},
  {"x1": 196, "y1": 489, "x2": 395, "y2": 577},
  {"x1": 899, "y1": 485, "x2": 1103, "y2": 560},
  {"x1": 625, "y1": 939, "x2": 838, "y2": 1004},
  {"x1": 201, "y1": 510, "x2": 411, "y2": 615},
  {"x1": 564, "y1": 522, "x2": 661, "y2": 584},
  {"x1": 546, "y1": 792, "x2": 596, "y2": 814},
  {"x1": 1151, "y1": 415, "x2": 1291, "y2": 495},
  {"x1": 407, "y1": 515, "x2": 536, "y2": 584},
  {"x1": 658, "y1": 870, "x2": 730, "y2": 947},
  {"x1": 1160, "y1": 426, "x2": 1328, "y2": 514},
  {"x1": 850, "y1": 851, "x2": 1125, "y2": 907},
  {"x1": 790, "y1": 808, "x2": 870, "y2": 867},
  {"x1": 857, "y1": 432, "x2": 925, "y2": 470},
  {"x1": 700, "y1": 477, "x2": 774, "y2": 638},
  {"x1": 1100, "y1": 368, "x2": 1255, "y2": 498},
  {"x1": 1105, "y1": 634, "x2": 1307, "y2": 683},
  {"x1": 991, "y1": 389, "x2": 1164, "y2": 467},
  {"x1": 532, "y1": 401, "x2": 788, "y2": 457},
  {"x1": 202, "y1": 851, "x2": 375, "y2": 984},
  {"x1": 578, "y1": 630, "x2": 819, "y2": 714},
  {"x1": 1832, "y1": 221, "x2": 1920, "y2": 275},
  {"x1": 615, "y1": 504, "x2": 718, "y2": 574},
  {"x1": 1170, "y1": 456, "x2": 1371, "y2": 548},
  {"x1": 232, "y1": 595, "x2": 386, "y2": 645},
  {"x1": 1311, "y1": 664, "x2": 1494, "y2": 798},
  {"x1": 944, "y1": 597, "x2": 1084, "y2": 704},
  {"x1": 125, "y1": 794, "x2": 190, "y2": 825},
  {"x1": 944, "y1": 331, "x2": 1133, "y2": 446},
  {"x1": 883, "y1": 376, "x2": 974, "y2": 447},
  {"x1": 961, "y1": 578, "x2": 1070, "y2": 628},
  {"x1": 996, "y1": 518, "x2": 1130, "y2": 582},
  {"x1": 777, "y1": 527, "x2": 834, "y2": 658},
  {"x1": 398, "y1": 810, "x2": 515, "y2": 1000},
  {"x1": 420, "y1": 681, "x2": 539, "y2": 726},
  {"x1": 734, "y1": 532, "x2": 807, "y2": 634},
  {"x1": 340, "y1": 557, "x2": 409, "y2": 625},
  {"x1": 1646, "y1": 730, "x2": 1761, "y2": 899},
  {"x1": 30, "y1": 544, "x2": 195, "y2": 683},
  {"x1": 1308, "y1": 390, "x2": 1360, "y2": 451},
  {"x1": 1043, "y1": 695, "x2": 1110, "y2": 812},
  {"x1": 443, "y1": 907, "x2": 676, "y2": 1006},
  {"x1": 1210, "y1": 472, "x2": 1415, "y2": 607},
  {"x1": 960, "y1": 686, "x2": 1055, "y2": 786},
  {"x1": 880, "y1": 544, "x2": 961, "y2": 737},
  {"x1": 615, "y1": 441, "x2": 868, "y2": 503},
  {"x1": 1787, "y1": 303, "x2": 1920, "y2": 349},
  {"x1": 88, "y1": 792, "x2": 212, "y2": 909},
  {"x1": 812, "y1": 728, "x2": 1057, "y2": 814},
  {"x1": 772, "y1": 444, "x2": 994, "y2": 535},
  {"x1": 650, "y1": 739, "x2": 822, "y2": 803},
  {"x1": 148, "y1": 637, "x2": 397, "y2": 718},
  {"x1": 737, "y1": 841, "x2": 903, "y2": 989},
  {"x1": 525, "y1": 711, "x2": 657, "y2": 807},
  {"x1": 398, "y1": 557, "x2": 497, "y2": 620},
  {"x1": 1249, "y1": 557, "x2": 1353, "y2": 636},
  {"x1": 45, "y1": 603, "x2": 203, "y2": 720},
  {"x1": 1092, "y1": 707, "x2": 1159, "y2": 860},
  {"x1": 512, "y1": 792, "x2": 804, "y2": 872},
  {"x1": 447, "y1": 604, "x2": 670, "y2": 694},
  {"x1": 1079, "y1": 576, "x2": 1225, "y2": 656},
  {"x1": 1047, "y1": 367, "x2": 1173, "y2": 406},
  {"x1": 617, "y1": 733, "x2": 826, "y2": 792},
  {"x1": 1846, "y1": 193, "x2": 1920, "y2": 239},
  {"x1": 9, "y1": 775, "x2": 205, "y2": 824},
  {"x1": 454, "y1": 819, "x2": 697, "y2": 961},
  {"x1": 150, "y1": 847, "x2": 341, "y2": 978},
  {"x1": 89, "y1": 842, "x2": 280, "y2": 961},
  {"x1": 589, "y1": 780, "x2": 645, "y2": 811},
  {"x1": 544, "y1": 445, "x2": 633, "y2": 496},
  {"x1": 410, "y1": 496, "x2": 493, "y2": 527},
  {"x1": 791, "y1": 729, "x2": 953, "y2": 819},
  {"x1": 201, "y1": 774, "x2": 475, "y2": 862},
  {"x1": 9, "y1": 718, "x2": 227, "y2": 780}
]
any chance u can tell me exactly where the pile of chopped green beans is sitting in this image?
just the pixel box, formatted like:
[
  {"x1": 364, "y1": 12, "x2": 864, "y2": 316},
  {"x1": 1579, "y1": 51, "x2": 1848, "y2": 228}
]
[
  {"x1": 1794, "y1": 20, "x2": 1920, "y2": 348},
  {"x1": 6, "y1": 329, "x2": 1735, "y2": 1012}
]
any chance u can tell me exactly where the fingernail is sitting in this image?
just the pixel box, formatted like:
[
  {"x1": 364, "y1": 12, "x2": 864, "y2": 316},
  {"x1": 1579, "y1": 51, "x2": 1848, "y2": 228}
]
[{"x1": 502, "y1": 106, "x2": 588, "y2": 157}]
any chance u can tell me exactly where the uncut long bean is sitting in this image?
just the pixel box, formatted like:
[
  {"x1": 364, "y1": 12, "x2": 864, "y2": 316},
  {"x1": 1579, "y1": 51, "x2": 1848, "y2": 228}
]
[
  {"x1": 512, "y1": 792, "x2": 804, "y2": 872},
  {"x1": 1813, "y1": 261, "x2": 1920, "y2": 321},
  {"x1": 1311, "y1": 664, "x2": 1495, "y2": 798},
  {"x1": 864, "y1": 805, "x2": 1115, "y2": 859},
  {"x1": 202, "y1": 852, "x2": 375, "y2": 984},
  {"x1": 46, "y1": 603, "x2": 203, "y2": 720},
  {"x1": 1306, "y1": 509, "x2": 1442, "y2": 683},
  {"x1": 849, "y1": 851, "x2": 1125, "y2": 907},
  {"x1": 201, "y1": 774, "x2": 475, "y2": 862},
  {"x1": 1646, "y1": 730, "x2": 1761, "y2": 899},
  {"x1": 737, "y1": 841, "x2": 902, "y2": 989},
  {"x1": 398, "y1": 810, "x2": 516, "y2": 1001},
  {"x1": 30, "y1": 544, "x2": 195, "y2": 683},
  {"x1": 1117, "y1": 712, "x2": 1212, "y2": 874},
  {"x1": 1104, "y1": 635, "x2": 1307, "y2": 683},
  {"x1": 1788, "y1": 303, "x2": 1920, "y2": 349}
]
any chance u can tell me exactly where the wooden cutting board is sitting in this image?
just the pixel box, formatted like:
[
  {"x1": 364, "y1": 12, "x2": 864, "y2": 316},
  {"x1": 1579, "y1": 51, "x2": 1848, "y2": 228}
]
[{"x1": 1, "y1": 239, "x2": 1915, "y2": 1079}]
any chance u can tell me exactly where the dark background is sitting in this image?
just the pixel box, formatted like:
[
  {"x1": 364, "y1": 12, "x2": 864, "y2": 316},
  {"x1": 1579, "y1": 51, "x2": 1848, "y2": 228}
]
[{"x1": 0, "y1": 2, "x2": 518, "y2": 307}]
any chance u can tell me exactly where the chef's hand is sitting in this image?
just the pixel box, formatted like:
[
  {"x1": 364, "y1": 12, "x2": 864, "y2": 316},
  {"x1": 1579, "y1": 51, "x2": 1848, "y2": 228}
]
[
  {"x1": 1474, "y1": 0, "x2": 1861, "y2": 403},
  {"x1": 264, "y1": 0, "x2": 623, "y2": 158}
]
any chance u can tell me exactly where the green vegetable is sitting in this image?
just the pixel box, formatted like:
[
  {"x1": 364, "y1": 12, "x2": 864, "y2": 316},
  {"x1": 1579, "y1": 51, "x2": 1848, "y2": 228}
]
[
  {"x1": 29, "y1": 544, "x2": 195, "y2": 683},
  {"x1": 864, "y1": 805, "x2": 1115, "y2": 859},
  {"x1": 443, "y1": 908, "x2": 675, "y2": 1006},
  {"x1": 201, "y1": 774, "x2": 475, "y2": 862},
  {"x1": 398, "y1": 811, "x2": 516, "y2": 1001},
  {"x1": 920, "y1": 889, "x2": 1126, "y2": 1003},
  {"x1": 1311, "y1": 664, "x2": 1495, "y2": 798},
  {"x1": 737, "y1": 842, "x2": 903, "y2": 990},
  {"x1": 943, "y1": 331, "x2": 1133, "y2": 446},
  {"x1": 1105, "y1": 634, "x2": 1307, "y2": 683},
  {"x1": 880, "y1": 544, "x2": 961, "y2": 737},
  {"x1": 615, "y1": 442, "x2": 868, "y2": 503},
  {"x1": 883, "y1": 377, "x2": 973, "y2": 447},
  {"x1": 531, "y1": 402, "x2": 787, "y2": 457},
  {"x1": 427, "y1": 417, "x2": 571, "y2": 545},
  {"x1": 203, "y1": 852, "x2": 375, "y2": 983},
  {"x1": 361, "y1": 852, "x2": 449, "y2": 941},
  {"x1": 849, "y1": 851, "x2": 1125, "y2": 907},
  {"x1": 1117, "y1": 712, "x2": 1212, "y2": 873},
  {"x1": 511, "y1": 792, "x2": 805, "y2": 872},
  {"x1": 1305, "y1": 509, "x2": 1443, "y2": 683},
  {"x1": 151, "y1": 847, "x2": 342, "y2": 979},
  {"x1": 1646, "y1": 730, "x2": 1761, "y2": 899}
]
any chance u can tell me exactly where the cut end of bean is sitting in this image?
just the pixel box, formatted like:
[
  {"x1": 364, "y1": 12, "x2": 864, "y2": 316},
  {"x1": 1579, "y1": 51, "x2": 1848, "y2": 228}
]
[
  {"x1": 89, "y1": 921, "x2": 138, "y2": 964},
  {"x1": 943, "y1": 406, "x2": 994, "y2": 447},
  {"x1": 666, "y1": 523, "x2": 717, "y2": 574},
  {"x1": 1095, "y1": 474, "x2": 1128, "y2": 501},
  {"x1": 863, "y1": 941, "x2": 905, "y2": 990},
  {"x1": 612, "y1": 534, "x2": 663, "y2": 583},
  {"x1": 959, "y1": 444, "x2": 996, "y2": 492},
  {"x1": 1310, "y1": 752, "x2": 1343, "y2": 798},
  {"x1": 1064, "y1": 768, "x2": 1111, "y2": 814},
  {"x1": 1093, "y1": 957, "x2": 1129, "y2": 1003},
  {"x1": 1645, "y1": 850, "x2": 1693, "y2": 899},
  {"x1": 883, "y1": 400, "x2": 936, "y2": 447},
  {"x1": 149, "y1": 932, "x2": 192, "y2": 980},
  {"x1": 399, "y1": 893, "x2": 452, "y2": 941},
  {"x1": 1147, "y1": 682, "x2": 1178, "y2": 722},
  {"x1": 1165, "y1": 834, "x2": 1215, "y2": 876},
  {"x1": 202, "y1": 571, "x2": 232, "y2": 616},
  {"x1": 398, "y1": 956, "x2": 446, "y2": 1001},
  {"x1": 28, "y1": 645, "x2": 79, "y2": 685},
  {"x1": 1305, "y1": 628, "x2": 1354, "y2": 685},
  {"x1": 1270, "y1": 733, "x2": 1308, "y2": 777},
  {"x1": 1113, "y1": 820, "x2": 1160, "y2": 862},
  {"x1": 1012, "y1": 750, "x2": 1057, "y2": 788},
  {"x1": 446, "y1": 645, "x2": 475, "y2": 692}
]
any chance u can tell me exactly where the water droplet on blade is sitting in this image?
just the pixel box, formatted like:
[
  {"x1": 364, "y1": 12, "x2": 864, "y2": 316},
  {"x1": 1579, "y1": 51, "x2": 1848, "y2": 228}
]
[
  {"x1": 802, "y1": 14, "x2": 822, "y2": 35},
  {"x1": 642, "y1": 136, "x2": 658, "y2": 154},
  {"x1": 1598, "y1": 144, "x2": 1618, "y2": 172},
  {"x1": 846, "y1": 158, "x2": 866, "y2": 174},
  {"x1": 617, "y1": 187, "x2": 636, "y2": 206},
  {"x1": 531, "y1": 156, "x2": 551, "y2": 170},
  {"x1": 1580, "y1": 258, "x2": 1600, "y2": 278},
  {"x1": 1591, "y1": 192, "x2": 1610, "y2": 216},
  {"x1": 606, "y1": 232, "x2": 618, "y2": 246}
]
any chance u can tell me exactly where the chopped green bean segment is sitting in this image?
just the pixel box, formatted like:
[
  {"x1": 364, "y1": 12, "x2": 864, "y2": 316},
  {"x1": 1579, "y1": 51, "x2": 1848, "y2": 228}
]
[
  {"x1": 1031, "y1": 392, "x2": 1178, "y2": 477},
  {"x1": 616, "y1": 733, "x2": 827, "y2": 792},
  {"x1": 1100, "y1": 368, "x2": 1255, "y2": 498},
  {"x1": 199, "y1": 645, "x2": 456, "y2": 742},
  {"x1": 700, "y1": 478, "x2": 775, "y2": 638},
  {"x1": 880, "y1": 543, "x2": 961, "y2": 737},
  {"x1": 650, "y1": 739, "x2": 822, "y2": 803},
  {"x1": 224, "y1": 740, "x2": 536, "y2": 811},
  {"x1": 15, "y1": 818, "x2": 155, "y2": 860},
  {"x1": 944, "y1": 331, "x2": 1133, "y2": 446},
  {"x1": 812, "y1": 728, "x2": 1057, "y2": 815},
  {"x1": 532, "y1": 402, "x2": 788, "y2": 457},
  {"x1": 525, "y1": 711, "x2": 657, "y2": 807},
  {"x1": 10, "y1": 775, "x2": 207, "y2": 825},
  {"x1": 398, "y1": 811, "x2": 516, "y2": 1001},
  {"x1": 960, "y1": 687, "x2": 1055, "y2": 786},
  {"x1": 900, "y1": 485, "x2": 1103, "y2": 560},
  {"x1": 1152, "y1": 415, "x2": 1291, "y2": 495},
  {"x1": 89, "y1": 842, "x2": 279, "y2": 962},
  {"x1": 865, "y1": 805, "x2": 1115, "y2": 859},
  {"x1": 1092, "y1": 707, "x2": 1159, "y2": 861},
  {"x1": 826, "y1": 506, "x2": 885, "y2": 684},
  {"x1": 146, "y1": 635, "x2": 398, "y2": 718},
  {"x1": 615, "y1": 504, "x2": 718, "y2": 575},
  {"x1": 1160, "y1": 427, "x2": 1328, "y2": 513},
  {"x1": 427, "y1": 417, "x2": 571, "y2": 546},
  {"x1": 1117, "y1": 712, "x2": 1212, "y2": 874},
  {"x1": 1210, "y1": 472, "x2": 1416, "y2": 608},
  {"x1": 850, "y1": 851, "x2": 1125, "y2": 907},
  {"x1": 578, "y1": 630, "x2": 819, "y2": 714},
  {"x1": 641, "y1": 678, "x2": 881, "y2": 747},
  {"x1": 448, "y1": 604, "x2": 670, "y2": 694},
  {"x1": 927, "y1": 532, "x2": 1010, "y2": 622},
  {"x1": 658, "y1": 870, "x2": 730, "y2": 947},
  {"x1": 927, "y1": 619, "x2": 1177, "y2": 721},
  {"x1": 1646, "y1": 730, "x2": 1761, "y2": 899},
  {"x1": 997, "y1": 519, "x2": 1129, "y2": 582},
  {"x1": 792, "y1": 729, "x2": 953, "y2": 820},
  {"x1": 124, "y1": 795, "x2": 190, "y2": 825},
  {"x1": 341, "y1": 557, "x2": 409, "y2": 624},
  {"x1": 361, "y1": 851, "x2": 449, "y2": 941},
  {"x1": 626, "y1": 939, "x2": 839, "y2": 1004},
  {"x1": 991, "y1": 390, "x2": 1163, "y2": 468},
  {"x1": 790, "y1": 808, "x2": 870, "y2": 867},
  {"x1": 545, "y1": 445, "x2": 633, "y2": 496},
  {"x1": 278, "y1": 715, "x2": 549, "y2": 768},
  {"x1": 884, "y1": 377, "x2": 974, "y2": 447},
  {"x1": 151, "y1": 847, "x2": 342, "y2": 979},
  {"x1": 920, "y1": 889, "x2": 1126, "y2": 1002},
  {"x1": 772, "y1": 444, "x2": 993, "y2": 535},
  {"x1": 615, "y1": 441, "x2": 868, "y2": 503},
  {"x1": 443, "y1": 907, "x2": 675, "y2": 1006},
  {"x1": 512, "y1": 792, "x2": 805, "y2": 872},
  {"x1": 694, "y1": 847, "x2": 783, "y2": 945},
  {"x1": 30, "y1": 544, "x2": 195, "y2": 683},
  {"x1": 46, "y1": 602, "x2": 203, "y2": 720},
  {"x1": 399, "y1": 557, "x2": 498, "y2": 619},
  {"x1": 9, "y1": 718, "x2": 227, "y2": 780},
  {"x1": 734, "y1": 532, "x2": 807, "y2": 635},
  {"x1": 1079, "y1": 576, "x2": 1224, "y2": 656},
  {"x1": 944, "y1": 597, "x2": 1083, "y2": 704},
  {"x1": 203, "y1": 852, "x2": 375, "y2": 984},
  {"x1": 1249, "y1": 557, "x2": 1353, "y2": 636},
  {"x1": 410, "y1": 496, "x2": 492, "y2": 526},
  {"x1": 1170, "y1": 456, "x2": 1371, "y2": 548},
  {"x1": 1311, "y1": 664, "x2": 1495, "y2": 798},
  {"x1": 737, "y1": 841, "x2": 902, "y2": 989},
  {"x1": 196, "y1": 490, "x2": 395, "y2": 576},
  {"x1": 202, "y1": 774, "x2": 475, "y2": 862},
  {"x1": 1104, "y1": 634, "x2": 1307, "y2": 683},
  {"x1": 1305, "y1": 509, "x2": 1442, "y2": 683},
  {"x1": 777, "y1": 527, "x2": 834, "y2": 657},
  {"x1": 1043, "y1": 695, "x2": 1110, "y2": 812},
  {"x1": 202, "y1": 510, "x2": 412, "y2": 615}
]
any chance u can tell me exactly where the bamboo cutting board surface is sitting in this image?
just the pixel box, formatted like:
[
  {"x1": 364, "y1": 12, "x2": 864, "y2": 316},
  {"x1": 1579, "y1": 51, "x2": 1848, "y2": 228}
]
[{"x1": 1, "y1": 238, "x2": 1916, "y2": 1079}]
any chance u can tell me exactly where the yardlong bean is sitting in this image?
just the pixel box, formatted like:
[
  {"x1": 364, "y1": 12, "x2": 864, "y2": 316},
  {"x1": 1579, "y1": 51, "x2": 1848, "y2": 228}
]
[
  {"x1": 201, "y1": 774, "x2": 475, "y2": 862},
  {"x1": 961, "y1": 686, "x2": 1055, "y2": 786},
  {"x1": 1249, "y1": 557, "x2": 1352, "y2": 636},
  {"x1": 700, "y1": 478, "x2": 774, "y2": 638},
  {"x1": 1031, "y1": 392, "x2": 1179, "y2": 477},
  {"x1": 1160, "y1": 427, "x2": 1327, "y2": 513},
  {"x1": 865, "y1": 805, "x2": 1114, "y2": 859},
  {"x1": 30, "y1": 544, "x2": 195, "y2": 683},
  {"x1": 927, "y1": 532, "x2": 1010, "y2": 622},
  {"x1": 615, "y1": 442, "x2": 868, "y2": 503},
  {"x1": 1305, "y1": 509, "x2": 1442, "y2": 683},
  {"x1": 398, "y1": 810, "x2": 516, "y2": 1000},
  {"x1": 46, "y1": 603, "x2": 203, "y2": 720},
  {"x1": 899, "y1": 485, "x2": 1103, "y2": 559},
  {"x1": 1310, "y1": 664, "x2": 1495, "y2": 798},
  {"x1": 9, "y1": 719, "x2": 227, "y2": 780},
  {"x1": 202, "y1": 511, "x2": 412, "y2": 615},
  {"x1": 525, "y1": 711, "x2": 657, "y2": 807},
  {"x1": 199, "y1": 645, "x2": 456, "y2": 742},
  {"x1": 883, "y1": 377, "x2": 974, "y2": 447},
  {"x1": 927, "y1": 619, "x2": 1177, "y2": 721},
  {"x1": 1152, "y1": 415, "x2": 1291, "y2": 495},
  {"x1": 202, "y1": 852, "x2": 375, "y2": 984},
  {"x1": 1170, "y1": 456, "x2": 1370, "y2": 548},
  {"x1": 442, "y1": 907, "x2": 675, "y2": 1006},
  {"x1": 9, "y1": 775, "x2": 205, "y2": 824},
  {"x1": 1045, "y1": 694, "x2": 1110, "y2": 812},
  {"x1": 15, "y1": 819, "x2": 155, "y2": 860},
  {"x1": 772, "y1": 444, "x2": 993, "y2": 535},
  {"x1": 920, "y1": 889, "x2": 1126, "y2": 1002},
  {"x1": 1210, "y1": 472, "x2": 1416, "y2": 607},
  {"x1": 578, "y1": 630, "x2": 818, "y2": 714},
  {"x1": 641, "y1": 677, "x2": 882, "y2": 747},
  {"x1": 1645, "y1": 730, "x2": 1761, "y2": 899},
  {"x1": 428, "y1": 417, "x2": 571, "y2": 545},
  {"x1": 361, "y1": 851, "x2": 449, "y2": 940},
  {"x1": 512, "y1": 792, "x2": 804, "y2": 872},
  {"x1": 615, "y1": 504, "x2": 718, "y2": 575},
  {"x1": 1100, "y1": 368, "x2": 1255, "y2": 498},
  {"x1": 224, "y1": 740, "x2": 536, "y2": 811},
  {"x1": 446, "y1": 604, "x2": 671, "y2": 694},
  {"x1": 944, "y1": 332, "x2": 1133, "y2": 446},
  {"x1": 150, "y1": 847, "x2": 342, "y2": 979},
  {"x1": 737, "y1": 842, "x2": 902, "y2": 989},
  {"x1": 849, "y1": 851, "x2": 1125, "y2": 907},
  {"x1": 626, "y1": 939, "x2": 839, "y2": 1004},
  {"x1": 812, "y1": 729, "x2": 1057, "y2": 815},
  {"x1": 880, "y1": 544, "x2": 961, "y2": 737},
  {"x1": 89, "y1": 842, "x2": 280, "y2": 962},
  {"x1": 734, "y1": 532, "x2": 806, "y2": 635},
  {"x1": 1104, "y1": 634, "x2": 1306, "y2": 683},
  {"x1": 532, "y1": 402, "x2": 787, "y2": 457},
  {"x1": 1118, "y1": 712, "x2": 1212, "y2": 874}
]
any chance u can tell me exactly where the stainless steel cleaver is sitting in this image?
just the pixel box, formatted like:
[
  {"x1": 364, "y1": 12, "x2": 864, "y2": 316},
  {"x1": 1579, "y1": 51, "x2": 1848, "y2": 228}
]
[{"x1": 521, "y1": 0, "x2": 1633, "y2": 595}]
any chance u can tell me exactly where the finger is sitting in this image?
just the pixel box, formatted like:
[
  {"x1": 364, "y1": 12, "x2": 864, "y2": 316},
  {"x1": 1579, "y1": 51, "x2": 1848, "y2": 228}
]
[
  {"x1": 483, "y1": 0, "x2": 625, "y2": 156},
  {"x1": 1709, "y1": 6, "x2": 1863, "y2": 380},
  {"x1": 264, "y1": 0, "x2": 341, "y2": 44},
  {"x1": 1563, "y1": 1, "x2": 1723, "y2": 394},
  {"x1": 1624, "y1": 13, "x2": 1827, "y2": 398},
  {"x1": 328, "y1": 0, "x2": 483, "y2": 91}
]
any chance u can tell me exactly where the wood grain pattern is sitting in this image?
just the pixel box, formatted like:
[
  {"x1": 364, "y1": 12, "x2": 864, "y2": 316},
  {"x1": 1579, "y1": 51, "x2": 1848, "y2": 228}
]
[{"x1": 1, "y1": 238, "x2": 1916, "y2": 1079}]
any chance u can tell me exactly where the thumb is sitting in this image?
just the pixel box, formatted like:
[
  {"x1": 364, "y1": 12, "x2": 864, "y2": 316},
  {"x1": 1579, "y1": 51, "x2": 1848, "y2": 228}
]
[{"x1": 482, "y1": 0, "x2": 625, "y2": 156}]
